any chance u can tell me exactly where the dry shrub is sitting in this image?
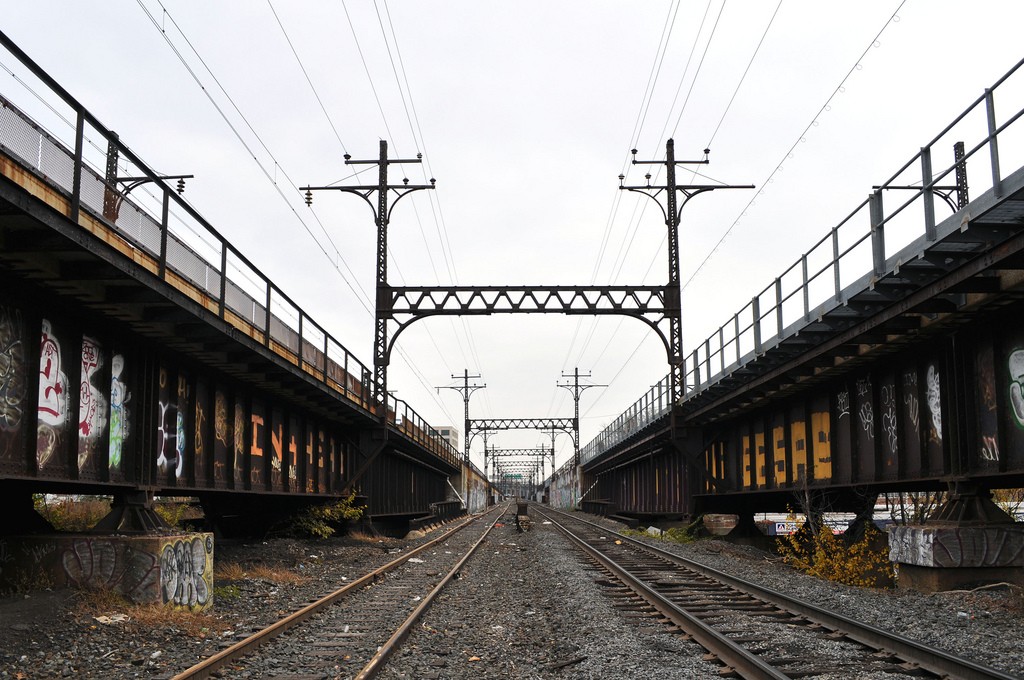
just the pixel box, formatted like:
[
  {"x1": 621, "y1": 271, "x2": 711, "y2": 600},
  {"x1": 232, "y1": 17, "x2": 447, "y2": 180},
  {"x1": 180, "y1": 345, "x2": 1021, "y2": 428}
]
[
  {"x1": 345, "y1": 529, "x2": 381, "y2": 543},
  {"x1": 777, "y1": 521, "x2": 894, "y2": 588},
  {"x1": 73, "y1": 589, "x2": 231, "y2": 638},
  {"x1": 217, "y1": 562, "x2": 308, "y2": 585}
]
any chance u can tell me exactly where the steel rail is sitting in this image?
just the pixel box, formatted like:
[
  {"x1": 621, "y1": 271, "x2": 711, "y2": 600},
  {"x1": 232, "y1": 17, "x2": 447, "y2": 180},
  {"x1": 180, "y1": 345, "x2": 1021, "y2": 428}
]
[
  {"x1": 550, "y1": 508, "x2": 1019, "y2": 680},
  {"x1": 539, "y1": 509, "x2": 790, "y2": 680},
  {"x1": 354, "y1": 507, "x2": 506, "y2": 679},
  {"x1": 170, "y1": 507, "x2": 501, "y2": 680}
]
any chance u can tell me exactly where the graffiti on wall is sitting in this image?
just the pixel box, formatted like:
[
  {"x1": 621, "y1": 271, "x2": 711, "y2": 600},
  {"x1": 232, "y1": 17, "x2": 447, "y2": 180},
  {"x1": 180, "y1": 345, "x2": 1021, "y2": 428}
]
[
  {"x1": 194, "y1": 393, "x2": 206, "y2": 476},
  {"x1": 38, "y1": 320, "x2": 68, "y2": 468},
  {"x1": 0, "y1": 307, "x2": 27, "y2": 461},
  {"x1": 159, "y1": 536, "x2": 213, "y2": 609},
  {"x1": 856, "y1": 377, "x2": 874, "y2": 438},
  {"x1": 1008, "y1": 349, "x2": 1024, "y2": 429},
  {"x1": 109, "y1": 354, "x2": 130, "y2": 471},
  {"x1": 78, "y1": 336, "x2": 108, "y2": 471},
  {"x1": 155, "y1": 368, "x2": 186, "y2": 478},
  {"x1": 925, "y1": 364, "x2": 942, "y2": 442},
  {"x1": 250, "y1": 412, "x2": 265, "y2": 485},
  {"x1": 903, "y1": 370, "x2": 920, "y2": 433},
  {"x1": 214, "y1": 390, "x2": 229, "y2": 481},
  {"x1": 880, "y1": 383, "x2": 898, "y2": 458},
  {"x1": 234, "y1": 402, "x2": 245, "y2": 483},
  {"x1": 836, "y1": 390, "x2": 850, "y2": 419},
  {"x1": 0, "y1": 307, "x2": 26, "y2": 436},
  {"x1": 62, "y1": 538, "x2": 159, "y2": 603}
]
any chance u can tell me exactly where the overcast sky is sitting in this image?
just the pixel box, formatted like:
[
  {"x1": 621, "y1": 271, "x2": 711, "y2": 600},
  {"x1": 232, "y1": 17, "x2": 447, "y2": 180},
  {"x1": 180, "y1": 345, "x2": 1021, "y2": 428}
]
[{"x1": 4, "y1": 1, "x2": 1024, "y2": 473}]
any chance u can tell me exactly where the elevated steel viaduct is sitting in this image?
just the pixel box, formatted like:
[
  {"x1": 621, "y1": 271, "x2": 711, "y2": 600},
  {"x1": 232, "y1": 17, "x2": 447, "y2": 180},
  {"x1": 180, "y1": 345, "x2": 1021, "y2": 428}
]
[
  {"x1": 557, "y1": 58, "x2": 1024, "y2": 560},
  {"x1": 0, "y1": 36, "x2": 493, "y2": 537}
]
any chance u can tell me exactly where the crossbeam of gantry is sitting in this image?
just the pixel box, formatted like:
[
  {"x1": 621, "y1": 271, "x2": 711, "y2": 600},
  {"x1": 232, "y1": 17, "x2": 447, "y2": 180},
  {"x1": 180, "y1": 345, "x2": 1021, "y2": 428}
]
[
  {"x1": 380, "y1": 285, "x2": 676, "y2": 366},
  {"x1": 387, "y1": 286, "x2": 667, "y2": 314},
  {"x1": 469, "y1": 418, "x2": 575, "y2": 433},
  {"x1": 486, "y1": 448, "x2": 553, "y2": 458}
]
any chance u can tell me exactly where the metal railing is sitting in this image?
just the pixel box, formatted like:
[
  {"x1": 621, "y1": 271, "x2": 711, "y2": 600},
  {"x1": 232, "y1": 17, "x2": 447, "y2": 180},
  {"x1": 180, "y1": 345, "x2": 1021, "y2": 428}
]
[
  {"x1": 582, "y1": 55, "x2": 1024, "y2": 467},
  {"x1": 0, "y1": 33, "x2": 459, "y2": 470},
  {"x1": 580, "y1": 376, "x2": 671, "y2": 465}
]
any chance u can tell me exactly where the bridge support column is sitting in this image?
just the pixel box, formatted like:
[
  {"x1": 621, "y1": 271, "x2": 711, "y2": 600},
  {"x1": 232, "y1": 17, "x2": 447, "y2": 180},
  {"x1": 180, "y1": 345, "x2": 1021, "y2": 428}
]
[
  {"x1": 0, "y1": 529, "x2": 214, "y2": 610},
  {"x1": 92, "y1": 490, "x2": 169, "y2": 534},
  {"x1": 889, "y1": 483, "x2": 1024, "y2": 592}
]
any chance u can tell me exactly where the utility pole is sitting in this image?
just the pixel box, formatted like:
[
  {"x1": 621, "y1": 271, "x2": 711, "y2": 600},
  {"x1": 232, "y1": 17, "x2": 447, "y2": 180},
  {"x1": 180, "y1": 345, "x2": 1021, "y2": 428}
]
[
  {"x1": 436, "y1": 369, "x2": 486, "y2": 464},
  {"x1": 302, "y1": 141, "x2": 435, "y2": 419},
  {"x1": 620, "y1": 139, "x2": 752, "y2": 404},
  {"x1": 557, "y1": 368, "x2": 606, "y2": 468}
]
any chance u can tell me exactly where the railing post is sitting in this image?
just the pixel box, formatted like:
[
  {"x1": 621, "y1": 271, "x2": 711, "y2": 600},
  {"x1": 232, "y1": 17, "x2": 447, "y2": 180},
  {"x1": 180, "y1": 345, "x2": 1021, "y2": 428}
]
[
  {"x1": 692, "y1": 349, "x2": 701, "y2": 388},
  {"x1": 832, "y1": 227, "x2": 842, "y2": 303},
  {"x1": 322, "y1": 333, "x2": 329, "y2": 384},
  {"x1": 298, "y1": 313, "x2": 304, "y2": 371},
  {"x1": 218, "y1": 244, "x2": 228, "y2": 319},
  {"x1": 774, "y1": 277, "x2": 783, "y2": 338},
  {"x1": 870, "y1": 190, "x2": 885, "y2": 278},
  {"x1": 704, "y1": 337, "x2": 712, "y2": 382},
  {"x1": 734, "y1": 314, "x2": 741, "y2": 365},
  {"x1": 159, "y1": 191, "x2": 169, "y2": 280},
  {"x1": 718, "y1": 325, "x2": 725, "y2": 374},
  {"x1": 801, "y1": 254, "x2": 810, "y2": 320},
  {"x1": 986, "y1": 89, "x2": 1002, "y2": 198},
  {"x1": 752, "y1": 296, "x2": 762, "y2": 354},
  {"x1": 70, "y1": 112, "x2": 84, "y2": 223},
  {"x1": 264, "y1": 284, "x2": 272, "y2": 347},
  {"x1": 921, "y1": 146, "x2": 937, "y2": 241}
]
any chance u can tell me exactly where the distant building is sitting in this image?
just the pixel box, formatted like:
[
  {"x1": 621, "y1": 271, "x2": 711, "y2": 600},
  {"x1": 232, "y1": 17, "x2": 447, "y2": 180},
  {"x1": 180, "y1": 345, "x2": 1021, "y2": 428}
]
[{"x1": 433, "y1": 425, "x2": 460, "y2": 451}]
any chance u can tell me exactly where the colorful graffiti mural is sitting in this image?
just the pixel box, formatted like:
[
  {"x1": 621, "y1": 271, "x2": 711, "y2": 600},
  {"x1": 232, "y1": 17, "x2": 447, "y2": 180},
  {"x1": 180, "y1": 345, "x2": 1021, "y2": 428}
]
[
  {"x1": 77, "y1": 335, "x2": 108, "y2": 472},
  {"x1": 159, "y1": 535, "x2": 213, "y2": 609},
  {"x1": 38, "y1": 319, "x2": 68, "y2": 469},
  {"x1": 109, "y1": 353, "x2": 129, "y2": 471}
]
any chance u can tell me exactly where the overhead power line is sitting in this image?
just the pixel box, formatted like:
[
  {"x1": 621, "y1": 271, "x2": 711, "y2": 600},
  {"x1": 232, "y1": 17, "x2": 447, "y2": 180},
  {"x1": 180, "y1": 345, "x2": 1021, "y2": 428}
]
[{"x1": 681, "y1": 0, "x2": 907, "y2": 293}]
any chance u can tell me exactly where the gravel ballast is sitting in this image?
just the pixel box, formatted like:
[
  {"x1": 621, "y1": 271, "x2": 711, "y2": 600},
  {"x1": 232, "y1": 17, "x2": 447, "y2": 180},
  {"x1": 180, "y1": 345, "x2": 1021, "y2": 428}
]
[{"x1": 0, "y1": 507, "x2": 1021, "y2": 679}]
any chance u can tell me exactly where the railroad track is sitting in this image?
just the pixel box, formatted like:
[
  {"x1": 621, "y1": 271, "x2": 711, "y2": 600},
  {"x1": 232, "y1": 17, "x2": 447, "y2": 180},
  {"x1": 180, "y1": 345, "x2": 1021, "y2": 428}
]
[
  {"x1": 171, "y1": 503, "x2": 506, "y2": 680},
  {"x1": 538, "y1": 506, "x2": 1018, "y2": 680}
]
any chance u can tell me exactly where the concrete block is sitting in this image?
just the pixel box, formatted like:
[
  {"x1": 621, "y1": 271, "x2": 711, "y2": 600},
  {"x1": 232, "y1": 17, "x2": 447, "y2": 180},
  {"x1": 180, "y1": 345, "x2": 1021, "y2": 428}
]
[
  {"x1": 889, "y1": 525, "x2": 1024, "y2": 568},
  {"x1": 0, "y1": 532, "x2": 214, "y2": 610}
]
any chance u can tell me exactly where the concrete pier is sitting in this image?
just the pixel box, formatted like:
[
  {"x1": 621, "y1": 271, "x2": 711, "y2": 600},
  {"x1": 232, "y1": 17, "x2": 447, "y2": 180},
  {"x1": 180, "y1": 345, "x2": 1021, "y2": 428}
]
[{"x1": 0, "y1": 532, "x2": 214, "y2": 610}]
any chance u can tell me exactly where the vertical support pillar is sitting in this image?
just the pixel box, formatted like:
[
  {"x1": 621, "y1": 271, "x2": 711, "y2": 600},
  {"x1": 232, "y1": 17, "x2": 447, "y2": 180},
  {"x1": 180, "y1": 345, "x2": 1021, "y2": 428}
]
[
  {"x1": 985, "y1": 89, "x2": 1002, "y2": 198},
  {"x1": 869, "y1": 190, "x2": 886, "y2": 278},
  {"x1": 954, "y1": 141, "x2": 969, "y2": 210},
  {"x1": 832, "y1": 227, "x2": 842, "y2": 303},
  {"x1": 159, "y1": 191, "x2": 169, "y2": 280},
  {"x1": 921, "y1": 146, "x2": 937, "y2": 242},
  {"x1": 102, "y1": 134, "x2": 119, "y2": 222},
  {"x1": 70, "y1": 113, "x2": 84, "y2": 223},
  {"x1": 801, "y1": 254, "x2": 810, "y2": 320},
  {"x1": 373, "y1": 141, "x2": 390, "y2": 418},
  {"x1": 218, "y1": 244, "x2": 228, "y2": 319},
  {"x1": 752, "y1": 296, "x2": 762, "y2": 354},
  {"x1": 774, "y1": 277, "x2": 784, "y2": 338}
]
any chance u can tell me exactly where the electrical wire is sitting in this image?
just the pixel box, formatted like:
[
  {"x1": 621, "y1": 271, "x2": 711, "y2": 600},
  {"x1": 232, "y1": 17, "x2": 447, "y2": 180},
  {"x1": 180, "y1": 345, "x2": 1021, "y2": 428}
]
[
  {"x1": 137, "y1": 0, "x2": 462, "y2": 423},
  {"x1": 266, "y1": 0, "x2": 349, "y2": 156},
  {"x1": 680, "y1": 0, "x2": 906, "y2": 293}
]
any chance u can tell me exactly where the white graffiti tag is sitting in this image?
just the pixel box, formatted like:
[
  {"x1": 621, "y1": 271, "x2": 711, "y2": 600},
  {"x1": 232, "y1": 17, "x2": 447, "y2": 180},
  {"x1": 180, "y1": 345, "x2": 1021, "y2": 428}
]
[
  {"x1": 160, "y1": 537, "x2": 211, "y2": 607},
  {"x1": 836, "y1": 390, "x2": 850, "y2": 419},
  {"x1": 926, "y1": 364, "x2": 942, "y2": 441},
  {"x1": 1008, "y1": 349, "x2": 1024, "y2": 428}
]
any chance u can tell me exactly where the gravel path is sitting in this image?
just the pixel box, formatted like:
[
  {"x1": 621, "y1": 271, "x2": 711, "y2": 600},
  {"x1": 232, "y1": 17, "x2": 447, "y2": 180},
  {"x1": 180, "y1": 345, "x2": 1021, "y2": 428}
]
[{"x1": 0, "y1": 508, "x2": 1021, "y2": 679}]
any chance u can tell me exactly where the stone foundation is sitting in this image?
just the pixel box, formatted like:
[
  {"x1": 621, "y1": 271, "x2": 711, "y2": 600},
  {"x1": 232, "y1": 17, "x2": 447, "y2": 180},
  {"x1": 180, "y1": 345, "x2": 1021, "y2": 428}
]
[
  {"x1": 889, "y1": 524, "x2": 1024, "y2": 593},
  {"x1": 0, "y1": 532, "x2": 214, "y2": 610}
]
